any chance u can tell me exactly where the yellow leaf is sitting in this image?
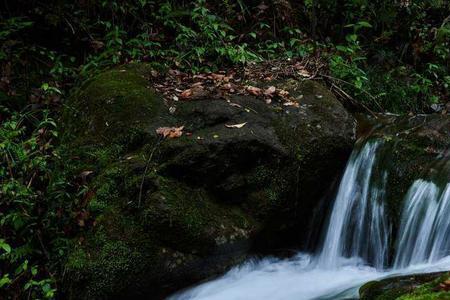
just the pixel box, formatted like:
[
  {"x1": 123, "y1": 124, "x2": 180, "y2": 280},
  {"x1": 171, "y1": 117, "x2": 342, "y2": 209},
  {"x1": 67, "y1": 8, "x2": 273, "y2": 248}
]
[{"x1": 225, "y1": 122, "x2": 247, "y2": 128}]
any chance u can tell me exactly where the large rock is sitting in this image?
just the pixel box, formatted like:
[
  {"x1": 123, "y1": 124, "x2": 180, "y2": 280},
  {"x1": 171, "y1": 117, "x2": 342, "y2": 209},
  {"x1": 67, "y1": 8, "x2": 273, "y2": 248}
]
[
  {"x1": 365, "y1": 114, "x2": 450, "y2": 229},
  {"x1": 61, "y1": 63, "x2": 355, "y2": 299},
  {"x1": 360, "y1": 271, "x2": 450, "y2": 300}
]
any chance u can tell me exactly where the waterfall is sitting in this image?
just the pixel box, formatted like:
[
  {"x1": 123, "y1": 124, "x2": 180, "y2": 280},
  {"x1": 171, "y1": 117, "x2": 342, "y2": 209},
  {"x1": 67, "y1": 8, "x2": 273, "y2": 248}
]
[
  {"x1": 169, "y1": 139, "x2": 450, "y2": 300},
  {"x1": 394, "y1": 180, "x2": 450, "y2": 268},
  {"x1": 318, "y1": 141, "x2": 390, "y2": 269}
]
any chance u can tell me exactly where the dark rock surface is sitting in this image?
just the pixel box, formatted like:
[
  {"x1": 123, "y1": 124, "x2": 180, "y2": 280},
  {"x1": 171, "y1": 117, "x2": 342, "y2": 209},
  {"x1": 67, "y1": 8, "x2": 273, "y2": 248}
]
[
  {"x1": 360, "y1": 271, "x2": 450, "y2": 300},
  {"x1": 61, "y1": 63, "x2": 355, "y2": 299}
]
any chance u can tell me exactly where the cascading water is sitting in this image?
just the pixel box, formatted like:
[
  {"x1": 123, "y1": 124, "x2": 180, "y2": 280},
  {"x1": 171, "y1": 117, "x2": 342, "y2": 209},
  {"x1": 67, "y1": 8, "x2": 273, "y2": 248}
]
[
  {"x1": 317, "y1": 141, "x2": 390, "y2": 269},
  {"x1": 169, "y1": 139, "x2": 450, "y2": 300},
  {"x1": 394, "y1": 180, "x2": 450, "y2": 268}
]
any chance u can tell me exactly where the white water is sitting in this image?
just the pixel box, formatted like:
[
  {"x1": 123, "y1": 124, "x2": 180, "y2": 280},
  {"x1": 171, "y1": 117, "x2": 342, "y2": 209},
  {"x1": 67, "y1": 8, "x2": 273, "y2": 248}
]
[
  {"x1": 394, "y1": 180, "x2": 450, "y2": 268},
  {"x1": 318, "y1": 141, "x2": 390, "y2": 269},
  {"x1": 169, "y1": 140, "x2": 450, "y2": 300}
]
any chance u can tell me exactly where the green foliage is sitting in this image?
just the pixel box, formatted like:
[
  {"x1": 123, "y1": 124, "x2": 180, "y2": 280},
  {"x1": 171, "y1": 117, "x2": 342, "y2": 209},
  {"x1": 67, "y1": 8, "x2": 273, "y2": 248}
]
[
  {"x1": 0, "y1": 17, "x2": 33, "y2": 61},
  {"x1": 324, "y1": 0, "x2": 450, "y2": 112},
  {"x1": 0, "y1": 107, "x2": 74, "y2": 299}
]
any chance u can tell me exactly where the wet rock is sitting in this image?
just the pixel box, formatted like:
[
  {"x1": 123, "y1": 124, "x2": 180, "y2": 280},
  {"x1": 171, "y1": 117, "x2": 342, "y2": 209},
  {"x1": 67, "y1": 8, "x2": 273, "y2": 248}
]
[
  {"x1": 368, "y1": 114, "x2": 450, "y2": 224},
  {"x1": 61, "y1": 63, "x2": 355, "y2": 299},
  {"x1": 360, "y1": 271, "x2": 450, "y2": 300}
]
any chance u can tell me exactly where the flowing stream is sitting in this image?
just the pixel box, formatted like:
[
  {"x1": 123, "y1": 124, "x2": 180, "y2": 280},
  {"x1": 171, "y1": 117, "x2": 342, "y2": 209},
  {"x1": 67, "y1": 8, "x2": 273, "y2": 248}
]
[{"x1": 169, "y1": 140, "x2": 450, "y2": 300}]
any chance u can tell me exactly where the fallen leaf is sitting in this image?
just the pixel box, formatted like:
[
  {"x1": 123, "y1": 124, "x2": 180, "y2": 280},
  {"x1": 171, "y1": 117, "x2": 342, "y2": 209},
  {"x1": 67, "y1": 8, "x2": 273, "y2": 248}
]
[
  {"x1": 283, "y1": 101, "x2": 300, "y2": 108},
  {"x1": 222, "y1": 83, "x2": 234, "y2": 91},
  {"x1": 229, "y1": 102, "x2": 242, "y2": 108},
  {"x1": 278, "y1": 89, "x2": 290, "y2": 97},
  {"x1": 210, "y1": 73, "x2": 226, "y2": 81},
  {"x1": 156, "y1": 126, "x2": 184, "y2": 138},
  {"x1": 297, "y1": 69, "x2": 311, "y2": 78},
  {"x1": 191, "y1": 82, "x2": 203, "y2": 87},
  {"x1": 90, "y1": 40, "x2": 104, "y2": 50},
  {"x1": 193, "y1": 74, "x2": 207, "y2": 80},
  {"x1": 225, "y1": 122, "x2": 247, "y2": 128},
  {"x1": 246, "y1": 85, "x2": 262, "y2": 96},
  {"x1": 79, "y1": 170, "x2": 94, "y2": 184},
  {"x1": 180, "y1": 89, "x2": 192, "y2": 99},
  {"x1": 169, "y1": 69, "x2": 181, "y2": 76},
  {"x1": 264, "y1": 86, "x2": 276, "y2": 96},
  {"x1": 151, "y1": 70, "x2": 159, "y2": 77},
  {"x1": 80, "y1": 170, "x2": 94, "y2": 178},
  {"x1": 181, "y1": 85, "x2": 206, "y2": 99},
  {"x1": 257, "y1": 3, "x2": 269, "y2": 11}
]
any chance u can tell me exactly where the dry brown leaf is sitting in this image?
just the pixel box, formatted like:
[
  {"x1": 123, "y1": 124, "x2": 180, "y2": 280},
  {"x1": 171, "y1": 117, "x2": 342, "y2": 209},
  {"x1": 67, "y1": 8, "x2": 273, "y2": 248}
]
[
  {"x1": 278, "y1": 89, "x2": 290, "y2": 97},
  {"x1": 90, "y1": 40, "x2": 104, "y2": 50},
  {"x1": 298, "y1": 69, "x2": 311, "y2": 78},
  {"x1": 211, "y1": 73, "x2": 226, "y2": 81},
  {"x1": 264, "y1": 86, "x2": 276, "y2": 96},
  {"x1": 79, "y1": 170, "x2": 94, "y2": 184},
  {"x1": 151, "y1": 70, "x2": 159, "y2": 77},
  {"x1": 156, "y1": 126, "x2": 184, "y2": 138},
  {"x1": 225, "y1": 122, "x2": 247, "y2": 129},
  {"x1": 80, "y1": 170, "x2": 94, "y2": 177},
  {"x1": 191, "y1": 82, "x2": 203, "y2": 87},
  {"x1": 257, "y1": 3, "x2": 269, "y2": 11},
  {"x1": 246, "y1": 85, "x2": 262, "y2": 96},
  {"x1": 222, "y1": 83, "x2": 233, "y2": 90},
  {"x1": 193, "y1": 74, "x2": 207, "y2": 80},
  {"x1": 283, "y1": 101, "x2": 300, "y2": 108},
  {"x1": 169, "y1": 69, "x2": 181, "y2": 76},
  {"x1": 180, "y1": 89, "x2": 192, "y2": 99},
  {"x1": 229, "y1": 102, "x2": 242, "y2": 108}
]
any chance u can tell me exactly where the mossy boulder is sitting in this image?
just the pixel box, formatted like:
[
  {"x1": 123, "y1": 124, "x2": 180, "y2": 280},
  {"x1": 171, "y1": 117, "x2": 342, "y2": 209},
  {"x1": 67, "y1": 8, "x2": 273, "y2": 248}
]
[
  {"x1": 360, "y1": 272, "x2": 450, "y2": 300},
  {"x1": 62, "y1": 63, "x2": 355, "y2": 299},
  {"x1": 64, "y1": 161, "x2": 255, "y2": 299},
  {"x1": 366, "y1": 114, "x2": 450, "y2": 234},
  {"x1": 63, "y1": 63, "x2": 164, "y2": 148}
]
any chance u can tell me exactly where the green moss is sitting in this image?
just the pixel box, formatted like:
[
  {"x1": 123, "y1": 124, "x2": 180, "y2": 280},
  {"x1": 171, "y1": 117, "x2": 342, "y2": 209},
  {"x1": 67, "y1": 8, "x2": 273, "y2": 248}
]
[
  {"x1": 143, "y1": 176, "x2": 256, "y2": 253},
  {"x1": 65, "y1": 210, "x2": 161, "y2": 299},
  {"x1": 396, "y1": 274, "x2": 450, "y2": 300},
  {"x1": 63, "y1": 63, "x2": 164, "y2": 147},
  {"x1": 360, "y1": 273, "x2": 450, "y2": 300}
]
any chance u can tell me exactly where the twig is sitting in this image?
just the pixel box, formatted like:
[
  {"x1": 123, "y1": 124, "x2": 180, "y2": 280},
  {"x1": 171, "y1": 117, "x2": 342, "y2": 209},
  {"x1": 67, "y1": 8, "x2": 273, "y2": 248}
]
[
  {"x1": 322, "y1": 74, "x2": 383, "y2": 109},
  {"x1": 64, "y1": 16, "x2": 75, "y2": 35},
  {"x1": 37, "y1": 230, "x2": 50, "y2": 260},
  {"x1": 26, "y1": 172, "x2": 37, "y2": 189},
  {"x1": 330, "y1": 82, "x2": 378, "y2": 119},
  {"x1": 138, "y1": 137, "x2": 162, "y2": 208}
]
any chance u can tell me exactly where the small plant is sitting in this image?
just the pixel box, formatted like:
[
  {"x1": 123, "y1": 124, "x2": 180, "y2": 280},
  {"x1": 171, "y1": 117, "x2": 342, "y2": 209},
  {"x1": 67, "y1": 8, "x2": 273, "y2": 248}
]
[{"x1": 0, "y1": 107, "x2": 69, "y2": 299}]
